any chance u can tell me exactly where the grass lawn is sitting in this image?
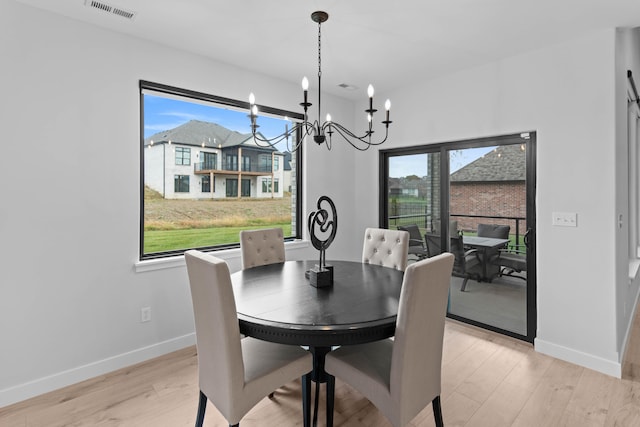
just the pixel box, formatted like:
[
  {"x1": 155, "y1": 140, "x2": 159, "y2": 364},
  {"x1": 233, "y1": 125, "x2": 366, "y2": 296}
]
[
  {"x1": 144, "y1": 223, "x2": 292, "y2": 253},
  {"x1": 143, "y1": 188, "x2": 294, "y2": 254}
]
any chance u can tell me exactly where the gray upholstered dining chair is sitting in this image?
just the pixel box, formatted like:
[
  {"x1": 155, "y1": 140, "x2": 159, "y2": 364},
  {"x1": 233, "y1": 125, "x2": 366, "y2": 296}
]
[
  {"x1": 184, "y1": 250, "x2": 312, "y2": 427},
  {"x1": 325, "y1": 253, "x2": 455, "y2": 427},
  {"x1": 240, "y1": 227, "x2": 285, "y2": 269},
  {"x1": 362, "y1": 227, "x2": 410, "y2": 271}
]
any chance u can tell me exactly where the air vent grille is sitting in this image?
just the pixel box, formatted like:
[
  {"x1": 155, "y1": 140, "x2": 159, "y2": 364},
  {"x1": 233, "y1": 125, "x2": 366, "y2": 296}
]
[{"x1": 85, "y1": 0, "x2": 136, "y2": 20}]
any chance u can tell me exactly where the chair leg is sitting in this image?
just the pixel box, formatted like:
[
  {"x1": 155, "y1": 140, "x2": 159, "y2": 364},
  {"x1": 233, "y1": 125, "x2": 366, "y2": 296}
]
[
  {"x1": 432, "y1": 395, "x2": 444, "y2": 427},
  {"x1": 326, "y1": 375, "x2": 336, "y2": 427},
  {"x1": 195, "y1": 390, "x2": 207, "y2": 427},
  {"x1": 302, "y1": 373, "x2": 311, "y2": 427},
  {"x1": 460, "y1": 277, "x2": 469, "y2": 292}
]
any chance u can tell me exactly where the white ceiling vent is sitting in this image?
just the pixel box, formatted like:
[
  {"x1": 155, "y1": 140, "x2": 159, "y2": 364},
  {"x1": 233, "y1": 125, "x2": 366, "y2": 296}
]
[{"x1": 84, "y1": 0, "x2": 136, "y2": 20}]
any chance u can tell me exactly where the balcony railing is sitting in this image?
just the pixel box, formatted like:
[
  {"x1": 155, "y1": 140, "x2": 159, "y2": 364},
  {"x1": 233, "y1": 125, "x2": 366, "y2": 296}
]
[
  {"x1": 389, "y1": 210, "x2": 526, "y2": 247},
  {"x1": 195, "y1": 162, "x2": 273, "y2": 173}
]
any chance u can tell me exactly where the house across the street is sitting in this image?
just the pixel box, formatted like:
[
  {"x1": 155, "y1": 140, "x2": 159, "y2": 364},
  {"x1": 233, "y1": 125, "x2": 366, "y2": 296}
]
[{"x1": 145, "y1": 119, "x2": 286, "y2": 199}]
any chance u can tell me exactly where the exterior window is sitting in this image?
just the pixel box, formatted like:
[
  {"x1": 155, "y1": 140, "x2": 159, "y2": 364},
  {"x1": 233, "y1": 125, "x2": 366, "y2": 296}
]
[
  {"x1": 201, "y1": 176, "x2": 211, "y2": 193},
  {"x1": 262, "y1": 178, "x2": 272, "y2": 193},
  {"x1": 174, "y1": 175, "x2": 190, "y2": 192},
  {"x1": 141, "y1": 80, "x2": 303, "y2": 260},
  {"x1": 176, "y1": 147, "x2": 191, "y2": 165},
  {"x1": 274, "y1": 156, "x2": 280, "y2": 171},
  {"x1": 226, "y1": 179, "x2": 238, "y2": 197},
  {"x1": 242, "y1": 156, "x2": 251, "y2": 172},
  {"x1": 259, "y1": 155, "x2": 272, "y2": 172},
  {"x1": 225, "y1": 154, "x2": 238, "y2": 171},
  {"x1": 274, "y1": 179, "x2": 279, "y2": 193},
  {"x1": 201, "y1": 152, "x2": 216, "y2": 170},
  {"x1": 241, "y1": 179, "x2": 251, "y2": 197}
]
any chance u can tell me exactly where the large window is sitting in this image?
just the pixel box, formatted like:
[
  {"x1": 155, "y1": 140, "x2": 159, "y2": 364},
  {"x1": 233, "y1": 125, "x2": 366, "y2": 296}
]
[
  {"x1": 175, "y1": 147, "x2": 191, "y2": 165},
  {"x1": 140, "y1": 80, "x2": 303, "y2": 259},
  {"x1": 174, "y1": 175, "x2": 190, "y2": 192}
]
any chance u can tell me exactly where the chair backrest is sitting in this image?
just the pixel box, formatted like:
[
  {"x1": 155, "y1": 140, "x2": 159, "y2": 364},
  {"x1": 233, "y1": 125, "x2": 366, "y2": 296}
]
[
  {"x1": 431, "y1": 219, "x2": 459, "y2": 236},
  {"x1": 477, "y1": 223, "x2": 510, "y2": 239},
  {"x1": 184, "y1": 250, "x2": 244, "y2": 415},
  {"x1": 390, "y1": 252, "x2": 455, "y2": 426},
  {"x1": 397, "y1": 225, "x2": 423, "y2": 248},
  {"x1": 424, "y1": 233, "x2": 442, "y2": 257},
  {"x1": 240, "y1": 227, "x2": 285, "y2": 269},
  {"x1": 362, "y1": 227, "x2": 409, "y2": 271},
  {"x1": 448, "y1": 233, "x2": 467, "y2": 275}
]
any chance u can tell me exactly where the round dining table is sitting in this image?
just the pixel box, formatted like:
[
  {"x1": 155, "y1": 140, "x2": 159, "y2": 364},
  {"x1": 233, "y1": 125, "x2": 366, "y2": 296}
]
[{"x1": 230, "y1": 259, "x2": 405, "y2": 427}]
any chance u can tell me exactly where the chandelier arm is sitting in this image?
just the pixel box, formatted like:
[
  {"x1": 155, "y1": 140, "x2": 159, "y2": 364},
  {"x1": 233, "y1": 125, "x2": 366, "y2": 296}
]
[
  {"x1": 252, "y1": 121, "x2": 310, "y2": 150},
  {"x1": 322, "y1": 122, "x2": 388, "y2": 151},
  {"x1": 325, "y1": 121, "x2": 387, "y2": 145}
]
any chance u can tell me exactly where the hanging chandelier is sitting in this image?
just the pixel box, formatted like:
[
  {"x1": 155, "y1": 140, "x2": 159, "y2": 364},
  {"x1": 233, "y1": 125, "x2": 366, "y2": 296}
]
[{"x1": 248, "y1": 11, "x2": 392, "y2": 152}]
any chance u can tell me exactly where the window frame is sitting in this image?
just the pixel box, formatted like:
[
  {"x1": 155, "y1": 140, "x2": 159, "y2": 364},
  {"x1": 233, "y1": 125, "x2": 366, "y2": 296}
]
[
  {"x1": 139, "y1": 80, "x2": 304, "y2": 260},
  {"x1": 174, "y1": 174, "x2": 190, "y2": 193},
  {"x1": 175, "y1": 147, "x2": 191, "y2": 166}
]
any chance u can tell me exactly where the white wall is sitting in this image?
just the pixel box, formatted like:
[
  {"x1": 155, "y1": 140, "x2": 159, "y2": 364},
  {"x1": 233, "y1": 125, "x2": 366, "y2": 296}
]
[
  {"x1": 356, "y1": 29, "x2": 631, "y2": 376},
  {"x1": 0, "y1": 0, "x2": 355, "y2": 406}
]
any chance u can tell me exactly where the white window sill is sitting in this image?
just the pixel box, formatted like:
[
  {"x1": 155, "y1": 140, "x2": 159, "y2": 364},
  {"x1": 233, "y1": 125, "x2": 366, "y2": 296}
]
[{"x1": 134, "y1": 239, "x2": 310, "y2": 273}]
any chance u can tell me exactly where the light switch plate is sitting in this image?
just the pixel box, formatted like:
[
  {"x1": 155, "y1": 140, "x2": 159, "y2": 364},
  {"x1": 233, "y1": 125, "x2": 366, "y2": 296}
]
[{"x1": 552, "y1": 212, "x2": 577, "y2": 227}]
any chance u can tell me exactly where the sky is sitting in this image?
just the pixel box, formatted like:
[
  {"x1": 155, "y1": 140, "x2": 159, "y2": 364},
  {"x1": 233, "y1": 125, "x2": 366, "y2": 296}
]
[
  {"x1": 388, "y1": 146, "x2": 495, "y2": 178},
  {"x1": 144, "y1": 94, "x2": 293, "y2": 150}
]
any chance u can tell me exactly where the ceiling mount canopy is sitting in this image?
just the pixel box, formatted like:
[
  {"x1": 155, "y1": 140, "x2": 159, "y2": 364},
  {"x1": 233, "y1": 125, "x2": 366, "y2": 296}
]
[{"x1": 248, "y1": 10, "x2": 392, "y2": 152}]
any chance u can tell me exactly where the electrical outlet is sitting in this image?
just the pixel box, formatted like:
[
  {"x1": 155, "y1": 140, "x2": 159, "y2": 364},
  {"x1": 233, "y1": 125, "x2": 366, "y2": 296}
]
[{"x1": 141, "y1": 307, "x2": 151, "y2": 323}]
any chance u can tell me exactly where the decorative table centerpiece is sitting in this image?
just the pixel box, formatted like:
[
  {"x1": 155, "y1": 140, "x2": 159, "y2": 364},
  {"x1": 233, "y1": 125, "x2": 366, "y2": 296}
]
[{"x1": 307, "y1": 196, "x2": 337, "y2": 288}]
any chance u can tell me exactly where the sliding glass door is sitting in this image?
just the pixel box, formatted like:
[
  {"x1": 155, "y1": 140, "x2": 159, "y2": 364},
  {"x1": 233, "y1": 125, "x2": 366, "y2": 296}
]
[{"x1": 380, "y1": 132, "x2": 536, "y2": 342}]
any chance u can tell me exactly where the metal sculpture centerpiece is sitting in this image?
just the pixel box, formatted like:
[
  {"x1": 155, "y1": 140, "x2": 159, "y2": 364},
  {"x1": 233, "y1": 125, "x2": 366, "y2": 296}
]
[
  {"x1": 248, "y1": 11, "x2": 392, "y2": 152},
  {"x1": 307, "y1": 196, "x2": 337, "y2": 288}
]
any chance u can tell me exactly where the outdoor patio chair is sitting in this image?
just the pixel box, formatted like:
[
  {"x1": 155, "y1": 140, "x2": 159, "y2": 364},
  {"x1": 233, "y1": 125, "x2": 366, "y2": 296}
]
[
  {"x1": 449, "y1": 233, "x2": 484, "y2": 291},
  {"x1": 397, "y1": 224, "x2": 429, "y2": 260},
  {"x1": 495, "y1": 229, "x2": 530, "y2": 280},
  {"x1": 425, "y1": 232, "x2": 482, "y2": 291}
]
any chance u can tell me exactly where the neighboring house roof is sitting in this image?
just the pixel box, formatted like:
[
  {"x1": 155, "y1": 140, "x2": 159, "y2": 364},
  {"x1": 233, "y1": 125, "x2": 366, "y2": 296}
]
[
  {"x1": 144, "y1": 119, "x2": 277, "y2": 152},
  {"x1": 450, "y1": 144, "x2": 525, "y2": 182}
]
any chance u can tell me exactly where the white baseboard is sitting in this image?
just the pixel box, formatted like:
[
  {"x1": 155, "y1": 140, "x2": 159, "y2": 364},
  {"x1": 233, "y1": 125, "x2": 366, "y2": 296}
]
[
  {"x1": 535, "y1": 338, "x2": 621, "y2": 378},
  {"x1": 0, "y1": 333, "x2": 196, "y2": 408}
]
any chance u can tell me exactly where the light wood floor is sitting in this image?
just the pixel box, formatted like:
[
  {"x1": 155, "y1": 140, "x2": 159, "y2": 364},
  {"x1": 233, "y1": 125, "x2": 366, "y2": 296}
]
[{"x1": 3, "y1": 319, "x2": 640, "y2": 427}]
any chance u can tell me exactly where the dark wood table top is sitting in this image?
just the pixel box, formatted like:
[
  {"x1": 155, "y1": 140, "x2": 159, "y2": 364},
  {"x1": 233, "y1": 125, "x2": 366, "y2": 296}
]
[{"x1": 231, "y1": 260, "x2": 404, "y2": 347}]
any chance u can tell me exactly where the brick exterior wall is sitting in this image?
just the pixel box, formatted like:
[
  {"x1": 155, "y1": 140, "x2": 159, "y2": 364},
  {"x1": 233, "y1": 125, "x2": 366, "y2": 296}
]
[{"x1": 450, "y1": 181, "x2": 526, "y2": 234}]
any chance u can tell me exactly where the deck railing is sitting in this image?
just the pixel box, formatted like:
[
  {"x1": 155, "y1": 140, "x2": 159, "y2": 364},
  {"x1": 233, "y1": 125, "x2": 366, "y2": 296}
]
[{"x1": 389, "y1": 211, "x2": 526, "y2": 247}]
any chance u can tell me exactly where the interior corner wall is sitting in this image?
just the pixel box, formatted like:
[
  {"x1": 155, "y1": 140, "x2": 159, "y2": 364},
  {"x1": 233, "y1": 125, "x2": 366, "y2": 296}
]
[
  {"x1": 0, "y1": 0, "x2": 356, "y2": 407},
  {"x1": 355, "y1": 29, "x2": 622, "y2": 376}
]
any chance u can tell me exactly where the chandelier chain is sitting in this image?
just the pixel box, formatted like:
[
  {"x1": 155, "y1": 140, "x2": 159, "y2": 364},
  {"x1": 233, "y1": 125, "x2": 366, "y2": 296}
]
[{"x1": 317, "y1": 20, "x2": 322, "y2": 79}]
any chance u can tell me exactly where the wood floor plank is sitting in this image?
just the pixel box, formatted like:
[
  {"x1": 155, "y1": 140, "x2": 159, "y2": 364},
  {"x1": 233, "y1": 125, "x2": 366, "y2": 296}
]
[
  {"x1": 604, "y1": 377, "x2": 640, "y2": 427},
  {"x1": 510, "y1": 358, "x2": 584, "y2": 427},
  {"x1": 454, "y1": 340, "x2": 527, "y2": 404},
  {"x1": 4, "y1": 321, "x2": 640, "y2": 427},
  {"x1": 558, "y1": 368, "x2": 616, "y2": 427}
]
